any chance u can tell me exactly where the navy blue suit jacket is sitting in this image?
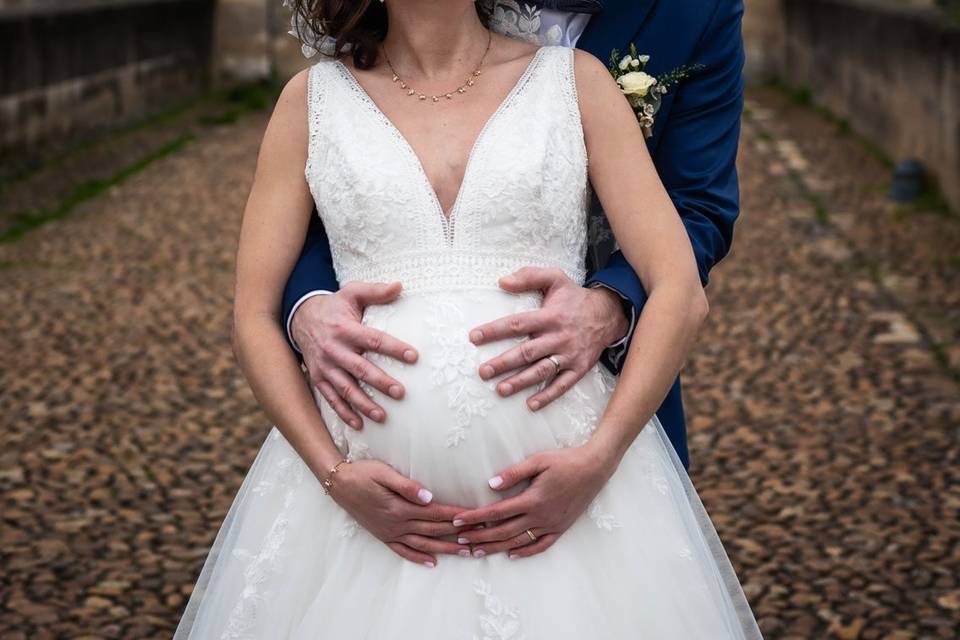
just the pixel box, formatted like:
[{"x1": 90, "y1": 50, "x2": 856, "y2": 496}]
[{"x1": 282, "y1": 0, "x2": 745, "y2": 469}]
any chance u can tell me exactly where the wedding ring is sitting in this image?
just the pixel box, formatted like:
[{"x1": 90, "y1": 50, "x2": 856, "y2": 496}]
[
  {"x1": 525, "y1": 529, "x2": 538, "y2": 542},
  {"x1": 537, "y1": 355, "x2": 564, "y2": 393},
  {"x1": 547, "y1": 355, "x2": 562, "y2": 374}
]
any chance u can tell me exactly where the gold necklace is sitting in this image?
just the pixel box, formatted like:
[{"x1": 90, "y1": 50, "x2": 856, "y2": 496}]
[{"x1": 382, "y1": 30, "x2": 492, "y2": 104}]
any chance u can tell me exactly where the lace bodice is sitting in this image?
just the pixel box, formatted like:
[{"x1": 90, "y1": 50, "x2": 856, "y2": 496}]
[{"x1": 304, "y1": 45, "x2": 590, "y2": 294}]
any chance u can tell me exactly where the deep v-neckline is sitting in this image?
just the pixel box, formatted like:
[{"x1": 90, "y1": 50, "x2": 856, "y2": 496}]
[{"x1": 335, "y1": 46, "x2": 547, "y2": 241}]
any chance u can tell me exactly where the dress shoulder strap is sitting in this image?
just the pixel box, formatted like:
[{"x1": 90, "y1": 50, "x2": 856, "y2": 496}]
[
  {"x1": 304, "y1": 59, "x2": 335, "y2": 183},
  {"x1": 559, "y1": 46, "x2": 582, "y2": 125},
  {"x1": 535, "y1": 46, "x2": 582, "y2": 127}
]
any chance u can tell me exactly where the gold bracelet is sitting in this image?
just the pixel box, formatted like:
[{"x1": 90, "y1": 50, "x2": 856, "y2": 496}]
[{"x1": 322, "y1": 458, "x2": 351, "y2": 495}]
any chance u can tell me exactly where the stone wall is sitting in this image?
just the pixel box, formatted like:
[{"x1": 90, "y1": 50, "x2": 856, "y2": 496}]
[
  {"x1": 0, "y1": 0, "x2": 215, "y2": 151},
  {"x1": 271, "y1": 1, "x2": 314, "y2": 80},
  {"x1": 212, "y1": 0, "x2": 271, "y2": 82},
  {"x1": 212, "y1": 0, "x2": 309, "y2": 82},
  {"x1": 742, "y1": 0, "x2": 785, "y2": 85},
  {"x1": 0, "y1": 0, "x2": 315, "y2": 153},
  {"x1": 745, "y1": 0, "x2": 960, "y2": 211}
]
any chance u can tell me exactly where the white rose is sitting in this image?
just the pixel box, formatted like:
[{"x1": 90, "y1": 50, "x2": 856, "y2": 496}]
[
  {"x1": 639, "y1": 54, "x2": 650, "y2": 64},
  {"x1": 630, "y1": 58, "x2": 640, "y2": 68},
  {"x1": 618, "y1": 55, "x2": 633, "y2": 71},
  {"x1": 616, "y1": 71, "x2": 657, "y2": 99}
]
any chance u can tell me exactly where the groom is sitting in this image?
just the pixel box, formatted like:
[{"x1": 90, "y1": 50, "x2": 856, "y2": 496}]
[{"x1": 283, "y1": 0, "x2": 743, "y2": 542}]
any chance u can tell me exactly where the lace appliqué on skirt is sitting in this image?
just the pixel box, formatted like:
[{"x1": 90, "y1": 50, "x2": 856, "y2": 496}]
[
  {"x1": 471, "y1": 580, "x2": 526, "y2": 640},
  {"x1": 426, "y1": 298, "x2": 494, "y2": 447},
  {"x1": 221, "y1": 450, "x2": 307, "y2": 640},
  {"x1": 588, "y1": 499, "x2": 623, "y2": 532}
]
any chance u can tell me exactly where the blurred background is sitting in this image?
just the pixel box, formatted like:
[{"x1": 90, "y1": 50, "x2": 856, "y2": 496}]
[{"x1": 1, "y1": 0, "x2": 958, "y2": 638}]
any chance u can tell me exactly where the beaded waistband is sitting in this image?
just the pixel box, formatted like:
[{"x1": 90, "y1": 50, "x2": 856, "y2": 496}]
[{"x1": 337, "y1": 250, "x2": 586, "y2": 294}]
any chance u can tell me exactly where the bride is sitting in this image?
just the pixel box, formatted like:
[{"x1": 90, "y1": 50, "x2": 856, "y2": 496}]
[{"x1": 175, "y1": 0, "x2": 762, "y2": 637}]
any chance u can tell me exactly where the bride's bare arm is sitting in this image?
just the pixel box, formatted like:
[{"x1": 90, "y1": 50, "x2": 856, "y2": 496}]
[
  {"x1": 575, "y1": 49, "x2": 710, "y2": 463},
  {"x1": 232, "y1": 70, "x2": 344, "y2": 478},
  {"x1": 233, "y1": 70, "x2": 469, "y2": 565}
]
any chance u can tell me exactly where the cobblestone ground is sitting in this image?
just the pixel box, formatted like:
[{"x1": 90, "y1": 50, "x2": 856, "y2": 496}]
[{"x1": 1, "y1": 89, "x2": 958, "y2": 639}]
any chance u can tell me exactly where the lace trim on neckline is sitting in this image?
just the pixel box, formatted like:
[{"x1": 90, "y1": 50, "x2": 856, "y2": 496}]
[{"x1": 331, "y1": 46, "x2": 552, "y2": 248}]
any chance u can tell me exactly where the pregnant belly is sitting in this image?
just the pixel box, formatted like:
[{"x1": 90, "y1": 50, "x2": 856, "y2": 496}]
[{"x1": 313, "y1": 289, "x2": 612, "y2": 508}]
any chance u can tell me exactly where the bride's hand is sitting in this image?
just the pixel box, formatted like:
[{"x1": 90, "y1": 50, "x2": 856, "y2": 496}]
[
  {"x1": 450, "y1": 442, "x2": 616, "y2": 559},
  {"x1": 328, "y1": 459, "x2": 473, "y2": 566}
]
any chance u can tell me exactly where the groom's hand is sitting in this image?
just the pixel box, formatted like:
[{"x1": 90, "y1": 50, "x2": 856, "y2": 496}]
[
  {"x1": 290, "y1": 281, "x2": 419, "y2": 429},
  {"x1": 470, "y1": 267, "x2": 628, "y2": 410}
]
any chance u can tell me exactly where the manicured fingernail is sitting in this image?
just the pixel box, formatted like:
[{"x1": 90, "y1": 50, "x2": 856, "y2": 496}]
[
  {"x1": 453, "y1": 519, "x2": 465, "y2": 526},
  {"x1": 417, "y1": 489, "x2": 433, "y2": 504},
  {"x1": 480, "y1": 365, "x2": 495, "y2": 380},
  {"x1": 423, "y1": 560, "x2": 436, "y2": 568},
  {"x1": 470, "y1": 330, "x2": 483, "y2": 344},
  {"x1": 388, "y1": 385, "x2": 403, "y2": 399},
  {"x1": 458, "y1": 549, "x2": 471, "y2": 557},
  {"x1": 529, "y1": 400, "x2": 541, "y2": 411},
  {"x1": 457, "y1": 537, "x2": 470, "y2": 544},
  {"x1": 508, "y1": 553, "x2": 518, "y2": 560},
  {"x1": 488, "y1": 476, "x2": 503, "y2": 489},
  {"x1": 403, "y1": 350, "x2": 417, "y2": 363},
  {"x1": 349, "y1": 419, "x2": 361, "y2": 429},
  {"x1": 371, "y1": 409, "x2": 384, "y2": 422},
  {"x1": 473, "y1": 549, "x2": 486, "y2": 558},
  {"x1": 498, "y1": 383, "x2": 513, "y2": 396}
]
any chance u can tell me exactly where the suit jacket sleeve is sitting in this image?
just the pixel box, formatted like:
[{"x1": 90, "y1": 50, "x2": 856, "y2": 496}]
[
  {"x1": 586, "y1": 0, "x2": 745, "y2": 373},
  {"x1": 281, "y1": 209, "x2": 341, "y2": 350}
]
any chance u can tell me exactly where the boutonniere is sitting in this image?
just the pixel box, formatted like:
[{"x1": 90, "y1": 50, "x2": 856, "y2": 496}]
[{"x1": 608, "y1": 44, "x2": 703, "y2": 138}]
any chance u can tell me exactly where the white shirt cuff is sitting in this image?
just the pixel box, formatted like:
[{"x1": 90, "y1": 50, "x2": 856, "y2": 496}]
[
  {"x1": 589, "y1": 283, "x2": 637, "y2": 369},
  {"x1": 286, "y1": 290, "x2": 333, "y2": 353}
]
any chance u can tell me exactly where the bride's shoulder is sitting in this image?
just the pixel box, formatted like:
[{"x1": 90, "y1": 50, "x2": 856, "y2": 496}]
[
  {"x1": 533, "y1": 46, "x2": 615, "y2": 93},
  {"x1": 284, "y1": 66, "x2": 311, "y2": 95},
  {"x1": 569, "y1": 48, "x2": 636, "y2": 131},
  {"x1": 265, "y1": 66, "x2": 316, "y2": 137},
  {"x1": 570, "y1": 48, "x2": 611, "y2": 84},
  {"x1": 570, "y1": 48, "x2": 622, "y2": 102},
  {"x1": 276, "y1": 55, "x2": 340, "y2": 104},
  {"x1": 287, "y1": 55, "x2": 341, "y2": 89}
]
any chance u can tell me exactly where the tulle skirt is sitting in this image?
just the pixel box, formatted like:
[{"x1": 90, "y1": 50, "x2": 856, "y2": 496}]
[{"x1": 174, "y1": 290, "x2": 762, "y2": 639}]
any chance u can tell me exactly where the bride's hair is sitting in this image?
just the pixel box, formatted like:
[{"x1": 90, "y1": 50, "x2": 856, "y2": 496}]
[{"x1": 290, "y1": 0, "x2": 492, "y2": 70}]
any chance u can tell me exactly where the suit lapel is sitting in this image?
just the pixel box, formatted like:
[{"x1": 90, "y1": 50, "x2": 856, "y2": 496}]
[{"x1": 577, "y1": 0, "x2": 657, "y2": 59}]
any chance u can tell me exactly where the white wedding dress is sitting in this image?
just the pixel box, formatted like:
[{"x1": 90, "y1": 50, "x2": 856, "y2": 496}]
[{"x1": 175, "y1": 46, "x2": 762, "y2": 639}]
